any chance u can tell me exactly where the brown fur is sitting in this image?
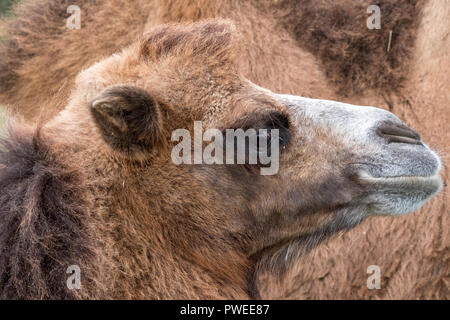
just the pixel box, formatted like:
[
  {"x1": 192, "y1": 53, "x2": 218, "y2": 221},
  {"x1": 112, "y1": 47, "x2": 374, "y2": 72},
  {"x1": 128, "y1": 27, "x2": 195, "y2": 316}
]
[
  {"x1": 273, "y1": 0, "x2": 424, "y2": 95},
  {"x1": 0, "y1": 123, "x2": 112, "y2": 299},
  {"x1": 0, "y1": 0, "x2": 153, "y2": 120},
  {"x1": 0, "y1": 19, "x2": 370, "y2": 299},
  {"x1": 0, "y1": 0, "x2": 448, "y2": 299}
]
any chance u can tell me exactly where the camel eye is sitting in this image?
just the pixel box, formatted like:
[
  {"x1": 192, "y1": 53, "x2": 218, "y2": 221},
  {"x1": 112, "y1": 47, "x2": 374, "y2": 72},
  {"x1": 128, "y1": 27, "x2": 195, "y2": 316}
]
[
  {"x1": 223, "y1": 110, "x2": 291, "y2": 167},
  {"x1": 249, "y1": 112, "x2": 291, "y2": 157},
  {"x1": 262, "y1": 112, "x2": 290, "y2": 151},
  {"x1": 256, "y1": 130, "x2": 270, "y2": 154}
]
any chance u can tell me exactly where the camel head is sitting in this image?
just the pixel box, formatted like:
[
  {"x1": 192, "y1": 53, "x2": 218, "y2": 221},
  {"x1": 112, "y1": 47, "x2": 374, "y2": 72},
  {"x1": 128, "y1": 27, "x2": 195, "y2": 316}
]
[{"x1": 50, "y1": 20, "x2": 442, "y2": 289}]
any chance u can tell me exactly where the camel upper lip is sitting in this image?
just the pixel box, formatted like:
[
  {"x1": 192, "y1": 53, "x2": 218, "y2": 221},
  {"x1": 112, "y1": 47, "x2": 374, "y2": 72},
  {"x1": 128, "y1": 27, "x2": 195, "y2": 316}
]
[{"x1": 349, "y1": 142, "x2": 442, "y2": 182}]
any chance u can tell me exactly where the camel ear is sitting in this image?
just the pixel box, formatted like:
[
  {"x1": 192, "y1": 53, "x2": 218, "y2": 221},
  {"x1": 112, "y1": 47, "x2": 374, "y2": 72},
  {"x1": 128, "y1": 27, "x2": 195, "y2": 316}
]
[{"x1": 90, "y1": 86, "x2": 164, "y2": 155}]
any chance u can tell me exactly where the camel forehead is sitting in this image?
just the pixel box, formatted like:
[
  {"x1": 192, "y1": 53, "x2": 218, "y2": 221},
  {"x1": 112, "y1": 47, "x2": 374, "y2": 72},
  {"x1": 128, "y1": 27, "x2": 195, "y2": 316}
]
[
  {"x1": 74, "y1": 20, "x2": 243, "y2": 117},
  {"x1": 139, "y1": 20, "x2": 239, "y2": 62}
]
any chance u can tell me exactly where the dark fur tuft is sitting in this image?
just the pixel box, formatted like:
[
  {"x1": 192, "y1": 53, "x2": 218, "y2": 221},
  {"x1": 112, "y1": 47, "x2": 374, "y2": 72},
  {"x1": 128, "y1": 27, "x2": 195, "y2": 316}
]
[
  {"x1": 0, "y1": 126, "x2": 97, "y2": 299},
  {"x1": 275, "y1": 0, "x2": 423, "y2": 95}
]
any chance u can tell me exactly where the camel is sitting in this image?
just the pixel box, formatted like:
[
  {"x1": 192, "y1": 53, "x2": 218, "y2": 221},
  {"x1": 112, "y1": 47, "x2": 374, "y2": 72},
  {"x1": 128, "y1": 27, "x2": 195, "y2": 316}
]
[{"x1": 0, "y1": 0, "x2": 448, "y2": 299}]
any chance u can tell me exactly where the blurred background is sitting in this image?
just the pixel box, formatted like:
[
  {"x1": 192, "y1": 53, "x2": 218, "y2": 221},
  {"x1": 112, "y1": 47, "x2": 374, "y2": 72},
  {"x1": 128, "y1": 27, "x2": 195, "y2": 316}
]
[{"x1": 0, "y1": 0, "x2": 15, "y2": 14}]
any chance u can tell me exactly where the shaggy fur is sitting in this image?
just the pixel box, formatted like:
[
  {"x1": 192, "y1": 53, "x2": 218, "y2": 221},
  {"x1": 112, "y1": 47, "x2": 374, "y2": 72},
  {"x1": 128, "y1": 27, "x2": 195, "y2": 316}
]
[
  {"x1": 0, "y1": 0, "x2": 152, "y2": 120},
  {"x1": 273, "y1": 0, "x2": 424, "y2": 95},
  {"x1": 0, "y1": 124, "x2": 106, "y2": 299},
  {"x1": 0, "y1": 19, "x2": 374, "y2": 299},
  {"x1": 0, "y1": 0, "x2": 448, "y2": 299}
]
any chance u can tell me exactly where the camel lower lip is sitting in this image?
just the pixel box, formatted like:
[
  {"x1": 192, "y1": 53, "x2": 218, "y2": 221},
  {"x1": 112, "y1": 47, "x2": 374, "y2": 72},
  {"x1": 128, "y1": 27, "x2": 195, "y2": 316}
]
[{"x1": 357, "y1": 171, "x2": 443, "y2": 190}]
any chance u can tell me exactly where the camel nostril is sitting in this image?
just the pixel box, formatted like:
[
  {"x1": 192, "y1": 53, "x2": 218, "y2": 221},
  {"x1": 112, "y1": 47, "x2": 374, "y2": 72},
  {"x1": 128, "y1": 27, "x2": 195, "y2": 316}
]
[{"x1": 377, "y1": 121, "x2": 422, "y2": 145}]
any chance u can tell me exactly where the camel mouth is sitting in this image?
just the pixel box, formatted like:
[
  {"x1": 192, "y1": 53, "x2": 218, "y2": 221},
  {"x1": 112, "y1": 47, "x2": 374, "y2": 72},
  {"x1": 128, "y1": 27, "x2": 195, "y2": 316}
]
[
  {"x1": 357, "y1": 171, "x2": 443, "y2": 190},
  {"x1": 356, "y1": 170, "x2": 443, "y2": 215}
]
